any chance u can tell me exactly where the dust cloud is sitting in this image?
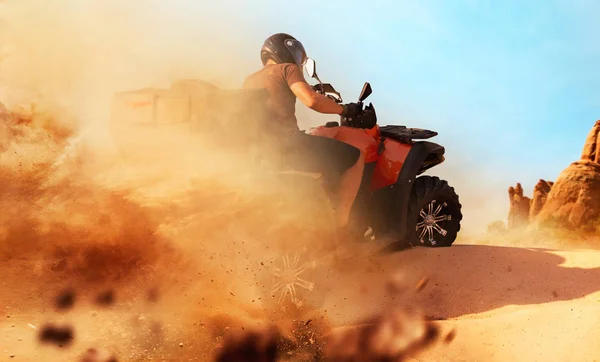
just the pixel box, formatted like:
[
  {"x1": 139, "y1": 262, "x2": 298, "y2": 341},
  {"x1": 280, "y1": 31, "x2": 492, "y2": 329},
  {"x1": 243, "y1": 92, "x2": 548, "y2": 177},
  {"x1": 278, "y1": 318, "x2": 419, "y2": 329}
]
[{"x1": 0, "y1": 1, "x2": 445, "y2": 361}]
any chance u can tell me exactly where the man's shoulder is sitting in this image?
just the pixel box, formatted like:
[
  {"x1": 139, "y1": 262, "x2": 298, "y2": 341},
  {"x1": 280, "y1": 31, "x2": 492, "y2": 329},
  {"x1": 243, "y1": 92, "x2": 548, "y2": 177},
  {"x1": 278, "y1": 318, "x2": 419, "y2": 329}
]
[
  {"x1": 242, "y1": 68, "x2": 265, "y2": 88},
  {"x1": 243, "y1": 63, "x2": 305, "y2": 89},
  {"x1": 265, "y1": 63, "x2": 302, "y2": 74},
  {"x1": 279, "y1": 63, "x2": 302, "y2": 72}
]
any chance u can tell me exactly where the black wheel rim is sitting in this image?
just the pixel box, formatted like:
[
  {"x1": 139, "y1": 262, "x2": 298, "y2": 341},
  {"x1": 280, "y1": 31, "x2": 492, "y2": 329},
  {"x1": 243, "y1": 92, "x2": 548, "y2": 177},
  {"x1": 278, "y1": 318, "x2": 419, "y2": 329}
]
[{"x1": 415, "y1": 199, "x2": 453, "y2": 246}]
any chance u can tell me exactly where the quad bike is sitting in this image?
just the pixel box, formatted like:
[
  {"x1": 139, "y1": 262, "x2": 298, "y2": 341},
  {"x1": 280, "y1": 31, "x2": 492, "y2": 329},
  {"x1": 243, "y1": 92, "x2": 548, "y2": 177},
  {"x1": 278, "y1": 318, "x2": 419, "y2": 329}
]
[
  {"x1": 254, "y1": 59, "x2": 463, "y2": 311},
  {"x1": 302, "y1": 58, "x2": 463, "y2": 249}
]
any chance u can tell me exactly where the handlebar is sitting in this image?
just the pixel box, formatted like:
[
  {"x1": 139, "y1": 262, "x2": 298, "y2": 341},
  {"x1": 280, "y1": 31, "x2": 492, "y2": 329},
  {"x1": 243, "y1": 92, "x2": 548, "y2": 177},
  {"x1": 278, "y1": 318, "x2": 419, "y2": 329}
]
[
  {"x1": 341, "y1": 103, "x2": 377, "y2": 129},
  {"x1": 312, "y1": 81, "x2": 377, "y2": 129}
]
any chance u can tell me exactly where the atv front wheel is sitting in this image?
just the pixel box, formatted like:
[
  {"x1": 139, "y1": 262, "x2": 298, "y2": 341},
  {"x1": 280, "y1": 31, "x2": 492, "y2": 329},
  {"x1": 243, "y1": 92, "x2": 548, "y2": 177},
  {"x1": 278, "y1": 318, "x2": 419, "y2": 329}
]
[{"x1": 406, "y1": 176, "x2": 462, "y2": 247}]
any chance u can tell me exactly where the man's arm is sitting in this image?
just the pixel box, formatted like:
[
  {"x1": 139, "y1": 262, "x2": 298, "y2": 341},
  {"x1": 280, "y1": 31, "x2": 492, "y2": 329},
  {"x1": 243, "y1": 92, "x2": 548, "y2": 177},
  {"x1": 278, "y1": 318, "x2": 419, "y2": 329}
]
[{"x1": 290, "y1": 81, "x2": 344, "y2": 115}]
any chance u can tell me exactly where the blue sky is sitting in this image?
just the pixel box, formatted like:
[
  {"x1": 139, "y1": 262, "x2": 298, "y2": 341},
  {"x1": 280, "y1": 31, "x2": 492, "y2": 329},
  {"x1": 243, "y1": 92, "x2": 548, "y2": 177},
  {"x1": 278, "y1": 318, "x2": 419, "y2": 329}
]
[{"x1": 157, "y1": 0, "x2": 600, "y2": 231}]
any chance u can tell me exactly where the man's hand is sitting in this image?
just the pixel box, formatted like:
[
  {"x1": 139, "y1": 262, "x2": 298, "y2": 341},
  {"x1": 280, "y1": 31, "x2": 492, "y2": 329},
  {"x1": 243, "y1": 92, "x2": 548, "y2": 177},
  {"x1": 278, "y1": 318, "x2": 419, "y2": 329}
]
[
  {"x1": 291, "y1": 81, "x2": 344, "y2": 115},
  {"x1": 341, "y1": 103, "x2": 363, "y2": 117}
]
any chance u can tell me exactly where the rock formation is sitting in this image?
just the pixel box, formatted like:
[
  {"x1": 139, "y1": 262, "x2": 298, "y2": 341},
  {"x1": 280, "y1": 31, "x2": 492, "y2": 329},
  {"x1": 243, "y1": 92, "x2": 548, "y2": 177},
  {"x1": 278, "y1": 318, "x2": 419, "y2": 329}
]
[
  {"x1": 533, "y1": 120, "x2": 600, "y2": 232},
  {"x1": 581, "y1": 120, "x2": 600, "y2": 163},
  {"x1": 535, "y1": 160, "x2": 600, "y2": 231},
  {"x1": 507, "y1": 183, "x2": 531, "y2": 229},
  {"x1": 505, "y1": 121, "x2": 600, "y2": 233},
  {"x1": 529, "y1": 179, "x2": 554, "y2": 221}
]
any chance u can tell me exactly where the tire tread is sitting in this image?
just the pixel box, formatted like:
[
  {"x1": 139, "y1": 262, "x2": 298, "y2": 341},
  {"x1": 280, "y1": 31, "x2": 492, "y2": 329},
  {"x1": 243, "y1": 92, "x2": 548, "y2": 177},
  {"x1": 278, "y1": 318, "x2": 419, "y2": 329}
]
[{"x1": 405, "y1": 175, "x2": 463, "y2": 247}]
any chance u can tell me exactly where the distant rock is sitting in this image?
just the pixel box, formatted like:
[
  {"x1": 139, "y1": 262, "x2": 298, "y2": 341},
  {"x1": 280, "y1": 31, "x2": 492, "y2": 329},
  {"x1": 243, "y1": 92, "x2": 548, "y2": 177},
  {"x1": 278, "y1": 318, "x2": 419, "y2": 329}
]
[
  {"x1": 529, "y1": 179, "x2": 554, "y2": 221},
  {"x1": 507, "y1": 183, "x2": 530, "y2": 229},
  {"x1": 535, "y1": 160, "x2": 600, "y2": 232},
  {"x1": 581, "y1": 120, "x2": 600, "y2": 163}
]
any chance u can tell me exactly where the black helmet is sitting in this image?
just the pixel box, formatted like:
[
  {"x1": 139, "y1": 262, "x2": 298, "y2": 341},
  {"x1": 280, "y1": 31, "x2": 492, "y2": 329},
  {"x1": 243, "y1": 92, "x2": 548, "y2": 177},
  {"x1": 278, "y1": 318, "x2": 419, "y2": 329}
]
[{"x1": 260, "y1": 33, "x2": 307, "y2": 67}]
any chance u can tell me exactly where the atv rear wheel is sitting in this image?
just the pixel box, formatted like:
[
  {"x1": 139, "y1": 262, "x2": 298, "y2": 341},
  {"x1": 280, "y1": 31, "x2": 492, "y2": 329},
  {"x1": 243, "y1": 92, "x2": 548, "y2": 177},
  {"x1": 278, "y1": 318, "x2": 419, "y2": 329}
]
[
  {"x1": 406, "y1": 176, "x2": 462, "y2": 247},
  {"x1": 253, "y1": 173, "x2": 337, "y2": 312}
]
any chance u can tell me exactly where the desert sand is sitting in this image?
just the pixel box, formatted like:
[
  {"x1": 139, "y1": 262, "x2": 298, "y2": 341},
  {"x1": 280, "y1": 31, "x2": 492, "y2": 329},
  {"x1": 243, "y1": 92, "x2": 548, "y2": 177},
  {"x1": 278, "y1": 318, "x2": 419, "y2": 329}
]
[{"x1": 3, "y1": 238, "x2": 600, "y2": 361}]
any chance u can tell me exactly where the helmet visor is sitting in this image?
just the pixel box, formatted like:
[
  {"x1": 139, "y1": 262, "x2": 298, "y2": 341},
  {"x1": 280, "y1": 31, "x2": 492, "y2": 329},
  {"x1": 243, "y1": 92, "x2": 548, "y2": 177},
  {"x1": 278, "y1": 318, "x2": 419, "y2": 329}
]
[{"x1": 284, "y1": 39, "x2": 307, "y2": 66}]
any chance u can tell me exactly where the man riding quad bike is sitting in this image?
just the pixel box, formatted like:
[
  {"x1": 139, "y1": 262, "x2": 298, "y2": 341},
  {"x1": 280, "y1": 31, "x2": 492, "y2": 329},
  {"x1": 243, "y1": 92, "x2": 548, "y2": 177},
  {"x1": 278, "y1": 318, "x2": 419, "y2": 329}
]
[
  {"x1": 241, "y1": 33, "x2": 463, "y2": 309},
  {"x1": 243, "y1": 33, "x2": 462, "y2": 248}
]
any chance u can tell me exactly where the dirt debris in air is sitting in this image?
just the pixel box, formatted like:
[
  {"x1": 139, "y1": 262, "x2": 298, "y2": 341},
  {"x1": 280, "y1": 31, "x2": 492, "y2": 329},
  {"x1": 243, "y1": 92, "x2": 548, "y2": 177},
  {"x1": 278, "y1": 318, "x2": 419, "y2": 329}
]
[
  {"x1": 0, "y1": 97, "x2": 450, "y2": 361},
  {"x1": 444, "y1": 329, "x2": 457, "y2": 344},
  {"x1": 38, "y1": 323, "x2": 75, "y2": 347},
  {"x1": 95, "y1": 290, "x2": 115, "y2": 307},
  {"x1": 55, "y1": 288, "x2": 76, "y2": 311},
  {"x1": 35, "y1": 283, "x2": 447, "y2": 361},
  {"x1": 147, "y1": 287, "x2": 160, "y2": 303},
  {"x1": 79, "y1": 348, "x2": 118, "y2": 362},
  {"x1": 416, "y1": 276, "x2": 430, "y2": 292},
  {"x1": 209, "y1": 306, "x2": 447, "y2": 362}
]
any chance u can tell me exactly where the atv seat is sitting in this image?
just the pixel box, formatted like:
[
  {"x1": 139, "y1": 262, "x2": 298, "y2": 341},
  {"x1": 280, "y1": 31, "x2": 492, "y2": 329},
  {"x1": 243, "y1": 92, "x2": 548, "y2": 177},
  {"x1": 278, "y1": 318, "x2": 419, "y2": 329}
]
[{"x1": 379, "y1": 125, "x2": 437, "y2": 143}]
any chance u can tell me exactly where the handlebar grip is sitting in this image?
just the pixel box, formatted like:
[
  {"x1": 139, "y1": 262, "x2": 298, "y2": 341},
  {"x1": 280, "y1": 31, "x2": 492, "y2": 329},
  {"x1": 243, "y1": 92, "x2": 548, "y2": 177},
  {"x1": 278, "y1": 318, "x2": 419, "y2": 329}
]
[{"x1": 340, "y1": 108, "x2": 377, "y2": 129}]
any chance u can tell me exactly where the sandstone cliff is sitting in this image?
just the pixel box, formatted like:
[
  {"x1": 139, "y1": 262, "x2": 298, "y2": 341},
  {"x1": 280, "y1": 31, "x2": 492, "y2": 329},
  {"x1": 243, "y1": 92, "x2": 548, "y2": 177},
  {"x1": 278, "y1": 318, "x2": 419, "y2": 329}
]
[
  {"x1": 507, "y1": 183, "x2": 530, "y2": 229},
  {"x1": 529, "y1": 179, "x2": 554, "y2": 221}
]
